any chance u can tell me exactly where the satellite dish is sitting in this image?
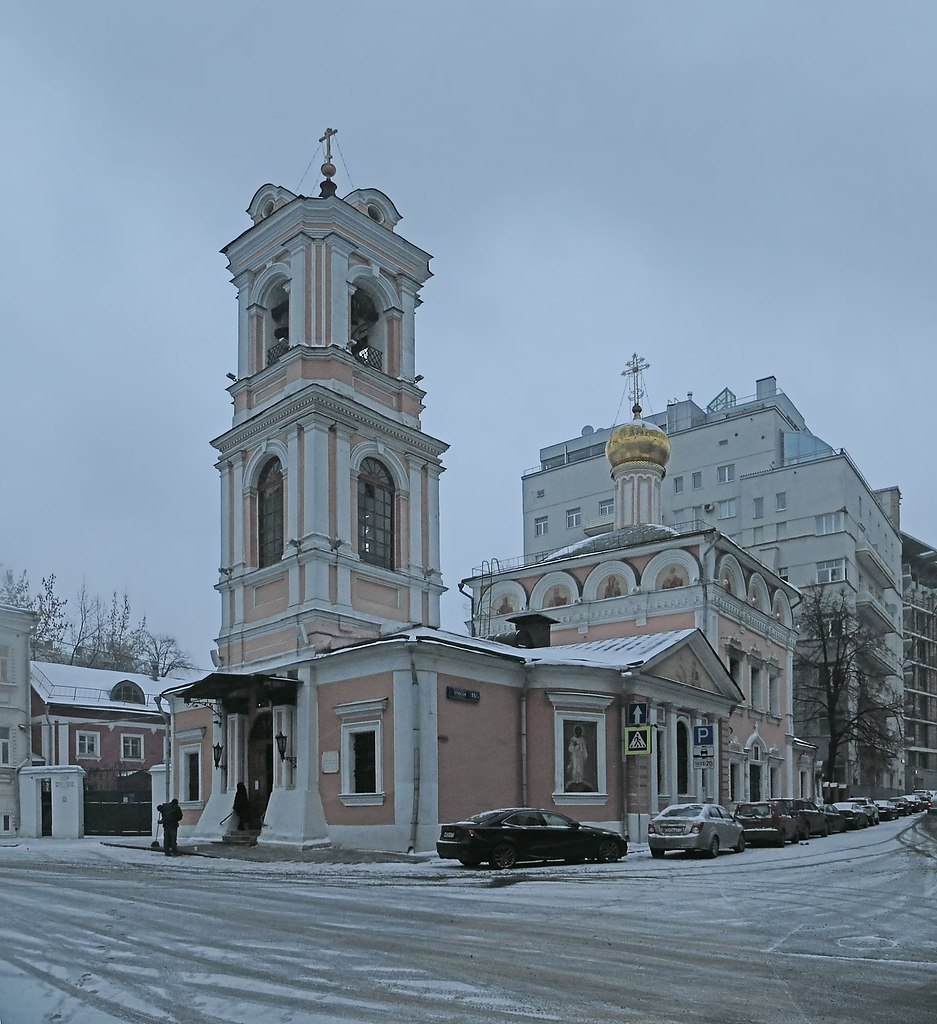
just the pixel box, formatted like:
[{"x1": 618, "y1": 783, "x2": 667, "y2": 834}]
[{"x1": 581, "y1": 425, "x2": 594, "y2": 436}]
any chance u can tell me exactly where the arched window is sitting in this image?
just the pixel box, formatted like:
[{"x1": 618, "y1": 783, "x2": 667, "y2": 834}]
[
  {"x1": 258, "y1": 458, "x2": 284, "y2": 568},
  {"x1": 110, "y1": 681, "x2": 145, "y2": 704},
  {"x1": 357, "y1": 458, "x2": 394, "y2": 569},
  {"x1": 677, "y1": 721, "x2": 690, "y2": 795}
]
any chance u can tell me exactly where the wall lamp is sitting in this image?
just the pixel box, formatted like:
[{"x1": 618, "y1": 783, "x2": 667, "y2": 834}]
[
  {"x1": 275, "y1": 731, "x2": 297, "y2": 767},
  {"x1": 212, "y1": 742, "x2": 224, "y2": 769}
]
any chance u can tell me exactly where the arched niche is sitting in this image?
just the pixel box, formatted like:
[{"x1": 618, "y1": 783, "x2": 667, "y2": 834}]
[
  {"x1": 642, "y1": 550, "x2": 700, "y2": 592},
  {"x1": 747, "y1": 572, "x2": 771, "y2": 614},
  {"x1": 482, "y1": 580, "x2": 528, "y2": 619},
  {"x1": 772, "y1": 591, "x2": 794, "y2": 628},
  {"x1": 582, "y1": 561, "x2": 637, "y2": 602},
  {"x1": 530, "y1": 571, "x2": 579, "y2": 610},
  {"x1": 716, "y1": 554, "x2": 745, "y2": 598}
]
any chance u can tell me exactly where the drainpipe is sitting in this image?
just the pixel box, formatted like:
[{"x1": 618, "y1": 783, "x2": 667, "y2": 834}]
[
  {"x1": 155, "y1": 693, "x2": 172, "y2": 806},
  {"x1": 406, "y1": 642, "x2": 421, "y2": 854},
  {"x1": 521, "y1": 663, "x2": 532, "y2": 805}
]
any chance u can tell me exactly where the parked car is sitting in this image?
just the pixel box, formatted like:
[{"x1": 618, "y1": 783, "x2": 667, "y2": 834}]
[
  {"x1": 784, "y1": 798, "x2": 830, "y2": 837},
  {"x1": 436, "y1": 808, "x2": 628, "y2": 869},
  {"x1": 850, "y1": 797, "x2": 880, "y2": 824},
  {"x1": 822, "y1": 804, "x2": 848, "y2": 833},
  {"x1": 734, "y1": 801, "x2": 799, "y2": 846},
  {"x1": 648, "y1": 803, "x2": 746, "y2": 858},
  {"x1": 914, "y1": 791, "x2": 934, "y2": 808},
  {"x1": 874, "y1": 800, "x2": 899, "y2": 821},
  {"x1": 891, "y1": 796, "x2": 912, "y2": 816},
  {"x1": 833, "y1": 801, "x2": 870, "y2": 828},
  {"x1": 902, "y1": 794, "x2": 926, "y2": 812}
]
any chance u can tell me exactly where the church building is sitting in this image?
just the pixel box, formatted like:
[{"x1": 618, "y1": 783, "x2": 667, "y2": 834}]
[{"x1": 164, "y1": 140, "x2": 801, "y2": 852}]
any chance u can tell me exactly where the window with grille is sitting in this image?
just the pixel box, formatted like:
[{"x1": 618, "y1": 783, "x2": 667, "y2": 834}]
[
  {"x1": 258, "y1": 458, "x2": 284, "y2": 568},
  {"x1": 358, "y1": 458, "x2": 394, "y2": 569}
]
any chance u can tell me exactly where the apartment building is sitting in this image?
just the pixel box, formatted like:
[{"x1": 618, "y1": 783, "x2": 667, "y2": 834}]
[{"x1": 902, "y1": 533, "x2": 937, "y2": 792}]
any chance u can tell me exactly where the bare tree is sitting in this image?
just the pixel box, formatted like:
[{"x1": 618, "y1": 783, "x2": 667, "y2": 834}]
[
  {"x1": 1, "y1": 566, "x2": 69, "y2": 660},
  {"x1": 138, "y1": 632, "x2": 195, "y2": 677},
  {"x1": 794, "y1": 585, "x2": 902, "y2": 786},
  {"x1": 1, "y1": 566, "x2": 193, "y2": 677}
]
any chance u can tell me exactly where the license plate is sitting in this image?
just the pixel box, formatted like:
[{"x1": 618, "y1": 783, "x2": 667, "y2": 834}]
[
  {"x1": 662, "y1": 826, "x2": 684, "y2": 835},
  {"x1": 441, "y1": 830, "x2": 455, "y2": 839}
]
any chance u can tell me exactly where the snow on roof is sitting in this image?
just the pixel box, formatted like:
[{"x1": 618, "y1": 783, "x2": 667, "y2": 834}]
[
  {"x1": 31, "y1": 661, "x2": 205, "y2": 712},
  {"x1": 318, "y1": 625, "x2": 696, "y2": 673}
]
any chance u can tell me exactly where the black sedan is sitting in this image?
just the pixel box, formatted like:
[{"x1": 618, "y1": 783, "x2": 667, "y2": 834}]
[{"x1": 436, "y1": 807, "x2": 628, "y2": 869}]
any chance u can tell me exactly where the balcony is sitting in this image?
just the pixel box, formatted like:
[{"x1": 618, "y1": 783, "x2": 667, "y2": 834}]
[
  {"x1": 856, "y1": 587, "x2": 899, "y2": 634},
  {"x1": 856, "y1": 541, "x2": 897, "y2": 589}
]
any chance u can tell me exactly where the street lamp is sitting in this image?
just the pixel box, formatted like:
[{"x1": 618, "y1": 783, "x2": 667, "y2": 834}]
[
  {"x1": 212, "y1": 742, "x2": 224, "y2": 769},
  {"x1": 275, "y1": 731, "x2": 297, "y2": 767}
]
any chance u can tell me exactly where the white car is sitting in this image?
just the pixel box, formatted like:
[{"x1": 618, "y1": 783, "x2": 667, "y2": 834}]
[{"x1": 647, "y1": 803, "x2": 746, "y2": 858}]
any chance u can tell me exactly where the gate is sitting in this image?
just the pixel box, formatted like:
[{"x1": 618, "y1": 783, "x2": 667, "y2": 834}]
[{"x1": 82, "y1": 768, "x2": 152, "y2": 835}]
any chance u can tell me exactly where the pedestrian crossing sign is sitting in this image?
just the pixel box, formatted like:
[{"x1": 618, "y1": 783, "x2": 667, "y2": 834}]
[{"x1": 624, "y1": 726, "x2": 652, "y2": 756}]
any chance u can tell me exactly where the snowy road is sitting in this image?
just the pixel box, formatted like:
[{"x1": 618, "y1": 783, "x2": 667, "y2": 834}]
[{"x1": 1, "y1": 814, "x2": 935, "y2": 1023}]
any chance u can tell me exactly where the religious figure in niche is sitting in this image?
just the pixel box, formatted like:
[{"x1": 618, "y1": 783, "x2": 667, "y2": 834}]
[
  {"x1": 494, "y1": 595, "x2": 516, "y2": 615},
  {"x1": 660, "y1": 566, "x2": 689, "y2": 590},
  {"x1": 602, "y1": 576, "x2": 623, "y2": 599},
  {"x1": 564, "y1": 721, "x2": 597, "y2": 792},
  {"x1": 545, "y1": 586, "x2": 570, "y2": 607}
]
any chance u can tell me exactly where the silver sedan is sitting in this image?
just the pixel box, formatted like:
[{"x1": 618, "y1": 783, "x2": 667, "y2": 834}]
[{"x1": 648, "y1": 803, "x2": 746, "y2": 858}]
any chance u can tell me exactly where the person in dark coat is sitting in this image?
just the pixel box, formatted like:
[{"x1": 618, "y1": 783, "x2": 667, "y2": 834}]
[
  {"x1": 233, "y1": 782, "x2": 251, "y2": 831},
  {"x1": 157, "y1": 798, "x2": 183, "y2": 856}
]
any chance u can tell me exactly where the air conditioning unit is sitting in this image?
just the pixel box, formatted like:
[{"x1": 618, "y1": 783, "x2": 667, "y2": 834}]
[{"x1": 703, "y1": 503, "x2": 714, "y2": 512}]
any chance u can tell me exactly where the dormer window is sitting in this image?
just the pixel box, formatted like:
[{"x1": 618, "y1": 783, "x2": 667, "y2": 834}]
[{"x1": 111, "y1": 680, "x2": 145, "y2": 704}]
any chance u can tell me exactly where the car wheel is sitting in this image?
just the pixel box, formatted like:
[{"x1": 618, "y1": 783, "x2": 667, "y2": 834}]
[
  {"x1": 650, "y1": 847, "x2": 665, "y2": 859},
  {"x1": 707, "y1": 835, "x2": 720, "y2": 859},
  {"x1": 457, "y1": 856, "x2": 481, "y2": 868},
  {"x1": 489, "y1": 843, "x2": 517, "y2": 870},
  {"x1": 733, "y1": 833, "x2": 746, "y2": 854},
  {"x1": 596, "y1": 839, "x2": 622, "y2": 863}
]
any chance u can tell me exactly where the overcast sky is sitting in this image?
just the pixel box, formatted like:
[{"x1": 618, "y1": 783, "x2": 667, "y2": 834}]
[{"x1": 2, "y1": 2, "x2": 935, "y2": 667}]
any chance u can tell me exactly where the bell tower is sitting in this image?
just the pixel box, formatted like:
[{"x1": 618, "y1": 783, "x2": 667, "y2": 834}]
[{"x1": 213, "y1": 136, "x2": 447, "y2": 669}]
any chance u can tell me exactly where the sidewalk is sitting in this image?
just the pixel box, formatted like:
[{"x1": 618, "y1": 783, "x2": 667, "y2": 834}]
[{"x1": 106, "y1": 837, "x2": 434, "y2": 864}]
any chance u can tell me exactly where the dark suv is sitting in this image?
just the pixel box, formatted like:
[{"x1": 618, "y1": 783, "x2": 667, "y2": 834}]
[
  {"x1": 734, "y1": 800, "x2": 800, "y2": 846},
  {"x1": 774, "y1": 799, "x2": 828, "y2": 839}
]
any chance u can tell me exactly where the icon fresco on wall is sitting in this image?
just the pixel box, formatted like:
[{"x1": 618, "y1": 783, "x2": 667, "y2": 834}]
[
  {"x1": 659, "y1": 565, "x2": 689, "y2": 589},
  {"x1": 564, "y1": 721, "x2": 598, "y2": 792},
  {"x1": 602, "y1": 575, "x2": 623, "y2": 599},
  {"x1": 494, "y1": 594, "x2": 516, "y2": 615},
  {"x1": 546, "y1": 586, "x2": 570, "y2": 607}
]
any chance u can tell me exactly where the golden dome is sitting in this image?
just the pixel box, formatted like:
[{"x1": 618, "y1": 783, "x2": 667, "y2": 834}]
[{"x1": 605, "y1": 405, "x2": 671, "y2": 471}]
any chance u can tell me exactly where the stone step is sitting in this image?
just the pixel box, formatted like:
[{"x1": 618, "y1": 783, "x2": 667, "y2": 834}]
[{"x1": 221, "y1": 831, "x2": 261, "y2": 845}]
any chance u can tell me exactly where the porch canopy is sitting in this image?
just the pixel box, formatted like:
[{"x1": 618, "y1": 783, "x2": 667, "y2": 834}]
[{"x1": 176, "y1": 672, "x2": 301, "y2": 714}]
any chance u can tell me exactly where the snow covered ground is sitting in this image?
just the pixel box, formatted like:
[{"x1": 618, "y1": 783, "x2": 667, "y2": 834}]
[{"x1": 1, "y1": 817, "x2": 935, "y2": 1023}]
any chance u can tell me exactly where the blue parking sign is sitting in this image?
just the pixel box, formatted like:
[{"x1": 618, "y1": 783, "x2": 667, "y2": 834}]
[{"x1": 693, "y1": 725, "x2": 714, "y2": 748}]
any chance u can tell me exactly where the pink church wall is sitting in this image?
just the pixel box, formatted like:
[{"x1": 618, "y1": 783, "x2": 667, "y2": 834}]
[{"x1": 436, "y1": 675, "x2": 521, "y2": 821}]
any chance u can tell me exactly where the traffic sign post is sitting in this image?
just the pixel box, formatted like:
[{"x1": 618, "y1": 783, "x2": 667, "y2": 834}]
[
  {"x1": 691, "y1": 724, "x2": 717, "y2": 773},
  {"x1": 624, "y1": 726, "x2": 652, "y2": 756}
]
